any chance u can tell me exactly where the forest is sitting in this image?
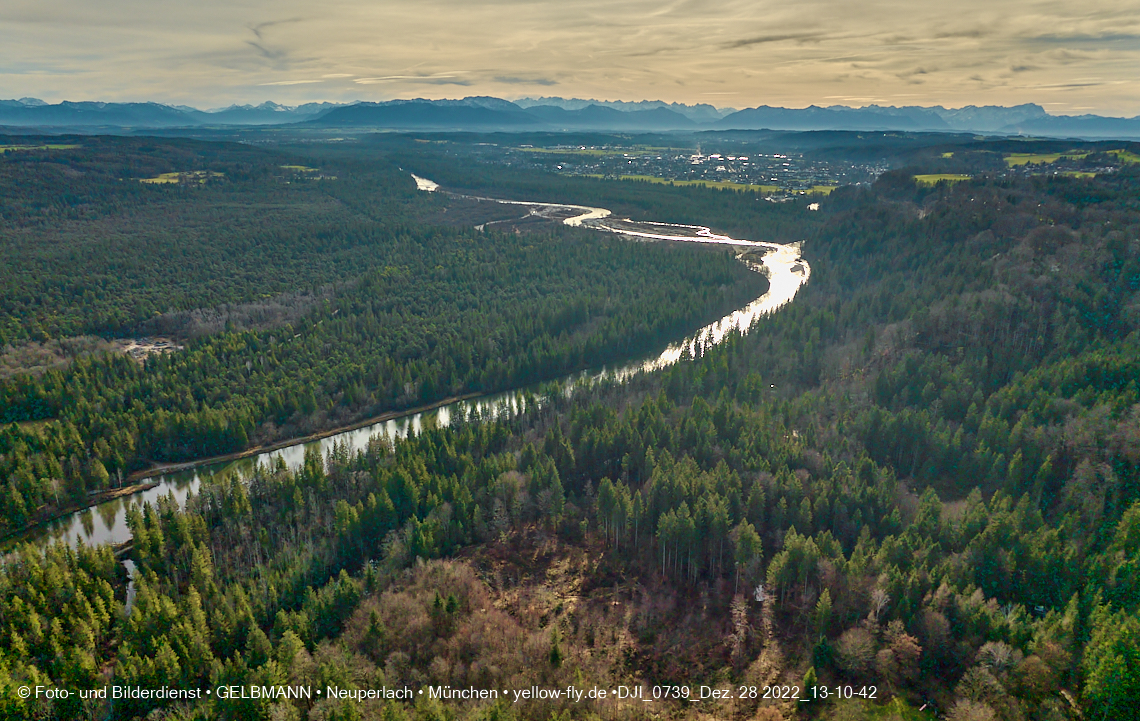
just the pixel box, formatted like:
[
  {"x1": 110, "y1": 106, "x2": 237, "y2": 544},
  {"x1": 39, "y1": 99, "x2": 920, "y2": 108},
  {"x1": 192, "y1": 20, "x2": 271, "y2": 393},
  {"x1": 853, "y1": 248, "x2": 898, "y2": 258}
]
[
  {"x1": 1, "y1": 132, "x2": 1139, "y2": 720},
  {"x1": 0, "y1": 135, "x2": 770, "y2": 535}
]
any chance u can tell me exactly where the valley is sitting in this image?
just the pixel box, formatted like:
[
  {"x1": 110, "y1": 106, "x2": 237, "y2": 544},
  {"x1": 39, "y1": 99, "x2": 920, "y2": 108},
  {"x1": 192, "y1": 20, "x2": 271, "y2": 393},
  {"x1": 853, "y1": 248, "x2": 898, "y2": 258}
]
[{"x1": 1, "y1": 130, "x2": 1138, "y2": 721}]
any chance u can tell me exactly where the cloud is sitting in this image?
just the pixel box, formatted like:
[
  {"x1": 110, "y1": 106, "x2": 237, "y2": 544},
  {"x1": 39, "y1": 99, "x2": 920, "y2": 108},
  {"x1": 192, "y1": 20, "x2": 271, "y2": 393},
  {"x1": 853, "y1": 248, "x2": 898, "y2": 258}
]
[
  {"x1": 933, "y1": 28, "x2": 989, "y2": 40},
  {"x1": 493, "y1": 76, "x2": 558, "y2": 86},
  {"x1": 1028, "y1": 32, "x2": 1140, "y2": 45},
  {"x1": 243, "y1": 41, "x2": 287, "y2": 63},
  {"x1": 243, "y1": 20, "x2": 304, "y2": 66},
  {"x1": 353, "y1": 74, "x2": 473, "y2": 86},
  {"x1": 1023, "y1": 80, "x2": 1125, "y2": 89},
  {"x1": 721, "y1": 32, "x2": 828, "y2": 50},
  {"x1": 248, "y1": 18, "x2": 303, "y2": 42},
  {"x1": 1, "y1": 0, "x2": 1138, "y2": 114}
]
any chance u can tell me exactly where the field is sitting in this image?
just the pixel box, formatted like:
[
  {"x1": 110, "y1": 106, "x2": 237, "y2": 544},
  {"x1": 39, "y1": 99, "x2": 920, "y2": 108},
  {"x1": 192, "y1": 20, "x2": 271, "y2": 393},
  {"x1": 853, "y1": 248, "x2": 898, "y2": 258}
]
[
  {"x1": 612, "y1": 174, "x2": 778, "y2": 192},
  {"x1": 0, "y1": 144, "x2": 80, "y2": 153},
  {"x1": 139, "y1": 170, "x2": 224, "y2": 184},
  {"x1": 519, "y1": 146, "x2": 680, "y2": 156},
  {"x1": 1003, "y1": 151, "x2": 1088, "y2": 166},
  {"x1": 1108, "y1": 149, "x2": 1140, "y2": 164},
  {"x1": 914, "y1": 173, "x2": 972, "y2": 185},
  {"x1": 619, "y1": 174, "x2": 837, "y2": 194},
  {"x1": 583, "y1": 173, "x2": 840, "y2": 194}
]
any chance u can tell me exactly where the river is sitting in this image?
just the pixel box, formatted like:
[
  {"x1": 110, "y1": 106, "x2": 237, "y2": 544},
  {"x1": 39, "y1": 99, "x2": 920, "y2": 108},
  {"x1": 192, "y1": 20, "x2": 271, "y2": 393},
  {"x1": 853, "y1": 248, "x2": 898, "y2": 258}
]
[{"x1": 19, "y1": 176, "x2": 811, "y2": 555}]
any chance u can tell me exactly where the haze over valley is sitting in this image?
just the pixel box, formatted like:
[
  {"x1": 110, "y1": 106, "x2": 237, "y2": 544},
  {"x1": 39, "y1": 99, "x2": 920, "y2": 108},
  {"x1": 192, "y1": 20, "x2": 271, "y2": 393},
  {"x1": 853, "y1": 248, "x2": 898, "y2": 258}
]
[{"x1": 4, "y1": 95, "x2": 1140, "y2": 138}]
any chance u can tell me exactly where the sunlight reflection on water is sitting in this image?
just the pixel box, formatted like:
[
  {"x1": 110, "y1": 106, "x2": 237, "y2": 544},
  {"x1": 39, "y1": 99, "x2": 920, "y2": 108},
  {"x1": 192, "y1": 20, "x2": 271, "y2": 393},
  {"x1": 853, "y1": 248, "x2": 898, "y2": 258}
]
[{"x1": 20, "y1": 176, "x2": 810, "y2": 559}]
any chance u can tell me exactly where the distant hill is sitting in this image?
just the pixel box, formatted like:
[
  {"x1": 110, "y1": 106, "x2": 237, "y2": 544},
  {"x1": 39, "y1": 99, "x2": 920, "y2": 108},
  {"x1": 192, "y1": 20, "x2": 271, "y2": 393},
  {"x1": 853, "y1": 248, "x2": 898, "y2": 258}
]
[
  {"x1": 494, "y1": 103, "x2": 696, "y2": 130},
  {"x1": 715, "y1": 105, "x2": 951, "y2": 132},
  {"x1": 1, "y1": 95, "x2": 1138, "y2": 138},
  {"x1": 713, "y1": 102, "x2": 1140, "y2": 137},
  {"x1": 0, "y1": 100, "x2": 207, "y2": 128},
  {"x1": 994, "y1": 113, "x2": 1140, "y2": 138},
  {"x1": 305, "y1": 98, "x2": 698, "y2": 130},
  {"x1": 304, "y1": 99, "x2": 539, "y2": 128},
  {"x1": 713, "y1": 103, "x2": 1056, "y2": 133},
  {"x1": 0, "y1": 98, "x2": 345, "y2": 129},
  {"x1": 514, "y1": 97, "x2": 730, "y2": 123},
  {"x1": 203, "y1": 101, "x2": 340, "y2": 125},
  {"x1": 932, "y1": 104, "x2": 1049, "y2": 132}
]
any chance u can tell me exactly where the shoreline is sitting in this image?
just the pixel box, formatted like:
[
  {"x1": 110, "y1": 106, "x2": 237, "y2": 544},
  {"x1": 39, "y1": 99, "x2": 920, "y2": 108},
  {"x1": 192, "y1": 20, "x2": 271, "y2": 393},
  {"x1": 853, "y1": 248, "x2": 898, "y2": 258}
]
[
  {"x1": 3, "y1": 284, "x2": 766, "y2": 549},
  {"x1": 123, "y1": 390, "x2": 489, "y2": 484},
  {"x1": 0, "y1": 482, "x2": 159, "y2": 548},
  {"x1": 116, "y1": 273, "x2": 770, "y2": 487},
  {"x1": 9, "y1": 180, "x2": 799, "y2": 551},
  {"x1": 2, "y1": 392, "x2": 486, "y2": 547}
]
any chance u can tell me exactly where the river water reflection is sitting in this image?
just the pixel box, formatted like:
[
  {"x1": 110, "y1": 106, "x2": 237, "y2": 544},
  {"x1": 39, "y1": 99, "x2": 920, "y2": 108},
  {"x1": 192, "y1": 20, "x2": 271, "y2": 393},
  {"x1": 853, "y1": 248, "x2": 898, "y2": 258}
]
[{"x1": 21, "y1": 177, "x2": 811, "y2": 553}]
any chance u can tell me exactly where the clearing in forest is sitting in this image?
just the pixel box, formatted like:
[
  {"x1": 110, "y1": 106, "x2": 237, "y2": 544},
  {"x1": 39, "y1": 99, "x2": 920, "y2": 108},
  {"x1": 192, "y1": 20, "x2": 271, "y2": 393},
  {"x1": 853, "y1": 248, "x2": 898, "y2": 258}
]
[
  {"x1": 914, "y1": 173, "x2": 971, "y2": 186},
  {"x1": 1003, "y1": 151, "x2": 1088, "y2": 166},
  {"x1": 139, "y1": 170, "x2": 224, "y2": 184},
  {"x1": 0, "y1": 144, "x2": 79, "y2": 153},
  {"x1": 1107, "y1": 149, "x2": 1140, "y2": 164}
]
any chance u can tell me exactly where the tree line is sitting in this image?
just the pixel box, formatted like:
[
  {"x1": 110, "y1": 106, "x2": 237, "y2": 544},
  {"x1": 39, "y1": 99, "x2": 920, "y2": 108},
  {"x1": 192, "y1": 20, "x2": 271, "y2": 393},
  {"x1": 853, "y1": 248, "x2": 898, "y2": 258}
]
[{"x1": 1, "y1": 140, "x2": 1138, "y2": 719}]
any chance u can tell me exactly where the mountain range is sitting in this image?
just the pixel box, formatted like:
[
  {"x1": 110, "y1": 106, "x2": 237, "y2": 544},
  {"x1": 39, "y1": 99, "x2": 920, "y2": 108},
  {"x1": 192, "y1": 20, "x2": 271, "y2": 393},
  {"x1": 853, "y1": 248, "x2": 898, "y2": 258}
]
[
  {"x1": 2, "y1": 96, "x2": 1138, "y2": 139},
  {"x1": 0, "y1": 100, "x2": 339, "y2": 128}
]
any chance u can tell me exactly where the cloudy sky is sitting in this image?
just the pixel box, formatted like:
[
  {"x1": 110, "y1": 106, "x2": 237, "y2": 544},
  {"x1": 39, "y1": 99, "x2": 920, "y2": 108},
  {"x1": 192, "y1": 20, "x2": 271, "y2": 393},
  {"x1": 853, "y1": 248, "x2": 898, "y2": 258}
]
[{"x1": 3, "y1": 0, "x2": 1139, "y2": 114}]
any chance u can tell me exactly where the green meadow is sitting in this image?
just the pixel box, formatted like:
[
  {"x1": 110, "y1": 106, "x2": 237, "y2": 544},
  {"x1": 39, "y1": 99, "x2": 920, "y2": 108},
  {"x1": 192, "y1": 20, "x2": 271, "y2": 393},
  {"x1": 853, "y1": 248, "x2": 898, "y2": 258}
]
[
  {"x1": 914, "y1": 173, "x2": 972, "y2": 186},
  {"x1": 0, "y1": 144, "x2": 80, "y2": 153},
  {"x1": 1108, "y1": 149, "x2": 1140, "y2": 164},
  {"x1": 139, "y1": 170, "x2": 224, "y2": 184},
  {"x1": 519, "y1": 146, "x2": 679, "y2": 156},
  {"x1": 1004, "y1": 151, "x2": 1088, "y2": 166},
  {"x1": 587, "y1": 173, "x2": 838, "y2": 194}
]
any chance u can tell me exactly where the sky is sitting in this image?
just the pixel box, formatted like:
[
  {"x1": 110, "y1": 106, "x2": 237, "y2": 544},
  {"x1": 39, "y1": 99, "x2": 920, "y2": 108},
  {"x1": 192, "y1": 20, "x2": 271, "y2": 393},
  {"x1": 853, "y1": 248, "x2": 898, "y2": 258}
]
[{"x1": 3, "y1": 0, "x2": 1139, "y2": 115}]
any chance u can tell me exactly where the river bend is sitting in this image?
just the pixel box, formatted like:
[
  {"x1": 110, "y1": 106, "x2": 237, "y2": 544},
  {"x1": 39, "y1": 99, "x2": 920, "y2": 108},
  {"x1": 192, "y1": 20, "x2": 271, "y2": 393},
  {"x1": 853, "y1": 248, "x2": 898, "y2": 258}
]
[{"x1": 20, "y1": 176, "x2": 811, "y2": 552}]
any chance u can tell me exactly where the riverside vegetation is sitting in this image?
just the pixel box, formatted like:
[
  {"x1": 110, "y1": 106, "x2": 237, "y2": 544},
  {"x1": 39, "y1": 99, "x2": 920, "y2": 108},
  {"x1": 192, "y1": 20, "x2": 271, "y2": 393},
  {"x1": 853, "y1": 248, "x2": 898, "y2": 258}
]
[
  {"x1": 1, "y1": 133, "x2": 1139, "y2": 720},
  {"x1": 0, "y1": 136, "x2": 772, "y2": 534}
]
